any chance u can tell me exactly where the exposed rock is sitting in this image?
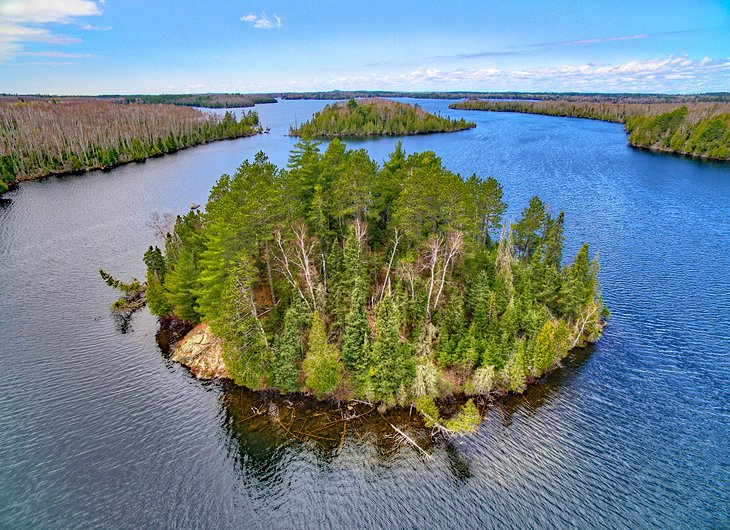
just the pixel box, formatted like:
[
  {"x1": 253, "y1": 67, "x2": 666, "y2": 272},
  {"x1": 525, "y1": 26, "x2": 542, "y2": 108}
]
[{"x1": 171, "y1": 323, "x2": 230, "y2": 380}]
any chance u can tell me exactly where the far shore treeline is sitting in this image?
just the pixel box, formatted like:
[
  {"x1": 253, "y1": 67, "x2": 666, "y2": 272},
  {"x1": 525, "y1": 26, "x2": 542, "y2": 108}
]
[
  {"x1": 290, "y1": 98, "x2": 475, "y2": 137},
  {"x1": 450, "y1": 99, "x2": 730, "y2": 160},
  {"x1": 139, "y1": 140, "x2": 606, "y2": 431},
  {"x1": 0, "y1": 99, "x2": 261, "y2": 193}
]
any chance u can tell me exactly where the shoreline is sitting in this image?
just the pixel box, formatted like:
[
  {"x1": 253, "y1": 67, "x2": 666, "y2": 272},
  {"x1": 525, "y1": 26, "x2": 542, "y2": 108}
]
[
  {"x1": 9, "y1": 130, "x2": 263, "y2": 187},
  {"x1": 450, "y1": 105, "x2": 730, "y2": 163},
  {"x1": 160, "y1": 316, "x2": 604, "y2": 409},
  {"x1": 289, "y1": 124, "x2": 476, "y2": 140}
]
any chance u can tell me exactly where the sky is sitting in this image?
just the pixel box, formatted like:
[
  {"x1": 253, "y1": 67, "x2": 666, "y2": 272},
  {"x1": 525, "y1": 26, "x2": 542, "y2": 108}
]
[{"x1": 0, "y1": 0, "x2": 729, "y2": 95}]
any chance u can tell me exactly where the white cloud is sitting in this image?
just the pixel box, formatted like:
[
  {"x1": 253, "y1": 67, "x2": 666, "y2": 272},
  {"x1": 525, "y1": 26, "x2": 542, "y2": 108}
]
[
  {"x1": 0, "y1": 0, "x2": 101, "y2": 24},
  {"x1": 79, "y1": 24, "x2": 112, "y2": 31},
  {"x1": 241, "y1": 12, "x2": 282, "y2": 30},
  {"x1": 0, "y1": 0, "x2": 102, "y2": 62},
  {"x1": 288, "y1": 55, "x2": 730, "y2": 93}
]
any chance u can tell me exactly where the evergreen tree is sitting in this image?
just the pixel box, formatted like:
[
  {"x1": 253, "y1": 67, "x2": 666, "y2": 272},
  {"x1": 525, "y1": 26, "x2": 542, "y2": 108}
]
[
  {"x1": 372, "y1": 141, "x2": 405, "y2": 236},
  {"x1": 216, "y1": 253, "x2": 271, "y2": 389},
  {"x1": 195, "y1": 220, "x2": 236, "y2": 322},
  {"x1": 138, "y1": 143, "x2": 605, "y2": 405},
  {"x1": 270, "y1": 298, "x2": 310, "y2": 392},
  {"x1": 505, "y1": 338, "x2": 529, "y2": 393},
  {"x1": 532, "y1": 321, "x2": 557, "y2": 375},
  {"x1": 368, "y1": 294, "x2": 414, "y2": 403},
  {"x1": 144, "y1": 245, "x2": 170, "y2": 315},
  {"x1": 164, "y1": 247, "x2": 199, "y2": 321},
  {"x1": 342, "y1": 276, "x2": 369, "y2": 372},
  {"x1": 543, "y1": 211, "x2": 565, "y2": 267},
  {"x1": 514, "y1": 196, "x2": 547, "y2": 262},
  {"x1": 560, "y1": 243, "x2": 592, "y2": 319},
  {"x1": 302, "y1": 311, "x2": 343, "y2": 398}
]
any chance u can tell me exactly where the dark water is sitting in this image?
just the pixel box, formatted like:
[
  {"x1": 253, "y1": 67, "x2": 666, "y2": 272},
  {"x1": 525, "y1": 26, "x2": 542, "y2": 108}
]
[{"x1": 1, "y1": 99, "x2": 728, "y2": 529}]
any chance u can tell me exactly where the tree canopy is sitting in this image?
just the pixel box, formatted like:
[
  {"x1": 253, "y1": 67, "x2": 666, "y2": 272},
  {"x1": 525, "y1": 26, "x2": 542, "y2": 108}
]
[
  {"x1": 290, "y1": 98, "x2": 475, "y2": 138},
  {"x1": 145, "y1": 140, "x2": 606, "y2": 413}
]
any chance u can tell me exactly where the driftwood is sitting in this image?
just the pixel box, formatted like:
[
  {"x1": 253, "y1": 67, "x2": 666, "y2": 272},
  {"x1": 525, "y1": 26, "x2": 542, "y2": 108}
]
[{"x1": 389, "y1": 423, "x2": 432, "y2": 460}]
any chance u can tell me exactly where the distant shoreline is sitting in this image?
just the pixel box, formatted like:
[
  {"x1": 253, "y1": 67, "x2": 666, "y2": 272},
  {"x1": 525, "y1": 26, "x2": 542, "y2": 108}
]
[
  {"x1": 14, "y1": 131, "x2": 262, "y2": 185},
  {"x1": 450, "y1": 99, "x2": 730, "y2": 162}
]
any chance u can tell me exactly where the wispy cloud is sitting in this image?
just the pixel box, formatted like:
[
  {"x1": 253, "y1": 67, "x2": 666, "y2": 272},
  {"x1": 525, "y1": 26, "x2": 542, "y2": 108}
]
[
  {"x1": 17, "y1": 50, "x2": 94, "y2": 58},
  {"x1": 457, "y1": 29, "x2": 705, "y2": 60},
  {"x1": 78, "y1": 23, "x2": 112, "y2": 31},
  {"x1": 526, "y1": 33, "x2": 649, "y2": 48},
  {"x1": 0, "y1": 0, "x2": 102, "y2": 62},
  {"x1": 241, "y1": 12, "x2": 282, "y2": 30}
]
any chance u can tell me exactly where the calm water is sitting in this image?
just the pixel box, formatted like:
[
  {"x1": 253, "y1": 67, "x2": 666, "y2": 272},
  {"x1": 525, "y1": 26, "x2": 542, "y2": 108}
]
[{"x1": 0, "y1": 99, "x2": 728, "y2": 529}]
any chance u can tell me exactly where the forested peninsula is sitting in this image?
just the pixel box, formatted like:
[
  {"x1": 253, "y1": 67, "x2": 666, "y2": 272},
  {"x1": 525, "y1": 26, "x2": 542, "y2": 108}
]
[
  {"x1": 290, "y1": 98, "x2": 475, "y2": 137},
  {"x1": 450, "y1": 99, "x2": 730, "y2": 161},
  {"x1": 138, "y1": 140, "x2": 606, "y2": 431},
  {"x1": 117, "y1": 93, "x2": 277, "y2": 108},
  {"x1": 0, "y1": 99, "x2": 262, "y2": 194}
]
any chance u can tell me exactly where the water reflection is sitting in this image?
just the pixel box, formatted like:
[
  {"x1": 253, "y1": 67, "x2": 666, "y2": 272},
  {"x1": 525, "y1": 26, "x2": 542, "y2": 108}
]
[
  {"x1": 208, "y1": 344, "x2": 594, "y2": 482},
  {"x1": 498, "y1": 344, "x2": 596, "y2": 425}
]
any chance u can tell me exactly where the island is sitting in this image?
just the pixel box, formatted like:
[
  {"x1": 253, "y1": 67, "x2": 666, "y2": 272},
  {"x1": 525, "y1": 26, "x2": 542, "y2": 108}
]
[
  {"x1": 289, "y1": 98, "x2": 475, "y2": 137},
  {"x1": 450, "y1": 98, "x2": 730, "y2": 161},
  {"x1": 127, "y1": 140, "x2": 605, "y2": 435},
  {"x1": 0, "y1": 98, "x2": 262, "y2": 194}
]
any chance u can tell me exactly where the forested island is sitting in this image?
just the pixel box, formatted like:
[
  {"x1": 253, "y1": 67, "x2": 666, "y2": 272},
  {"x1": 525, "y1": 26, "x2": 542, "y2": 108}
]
[
  {"x1": 290, "y1": 98, "x2": 475, "y2": 137},
  {"x1": 0, "y1": 99, "x2": 262, "y2": 194},
  {"x1": 450, "y1": 99, "x2": 730, "y2": 160},
  {"x1": 133, "y1": 140, "x2": 606, "y2": 433}
]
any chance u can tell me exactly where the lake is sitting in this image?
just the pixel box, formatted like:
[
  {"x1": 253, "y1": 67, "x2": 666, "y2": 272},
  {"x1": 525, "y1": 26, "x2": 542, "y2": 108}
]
[{"x1": 0, "y1": 99, "x2": 728, "y2": 529}]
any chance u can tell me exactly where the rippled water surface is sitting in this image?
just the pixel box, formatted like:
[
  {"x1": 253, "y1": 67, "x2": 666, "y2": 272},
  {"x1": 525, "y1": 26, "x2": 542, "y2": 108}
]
[{"x1": 1, "y1": 99, "x2": 728, "y2": 529}]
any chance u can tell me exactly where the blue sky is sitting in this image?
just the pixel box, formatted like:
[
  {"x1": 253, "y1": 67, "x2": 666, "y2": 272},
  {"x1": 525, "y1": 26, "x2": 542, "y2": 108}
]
[{"x1": 0, "y1": 0, "x2": 728, "y2": 94}]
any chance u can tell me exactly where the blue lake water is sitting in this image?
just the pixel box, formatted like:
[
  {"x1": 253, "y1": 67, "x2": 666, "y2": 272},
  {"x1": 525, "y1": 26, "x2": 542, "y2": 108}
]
[{"x1": 0, "y1": 98, "x2": 728, "y2": 529}]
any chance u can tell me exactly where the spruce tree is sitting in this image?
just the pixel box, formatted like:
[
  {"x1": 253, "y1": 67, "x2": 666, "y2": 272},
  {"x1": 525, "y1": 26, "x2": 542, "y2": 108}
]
[
  {"x1": 195, "y1": 220, "x2": 236, "y2": 322},
  {"x1": 543, "y1": 211, "x2": 565, "y2": 268},
  {"x1": 164, "y1": 248, "x2": 199, "y2": 322},
  {"x1": 270, "y1": 298, "x2": 310, "y2": 392},
  {"x1": 560, "y1": 243, "x2": 591, "y2": 319},
  {"x1": 532, "y1": 321, "x2": 557, "y2": 375},
  {"x1": 342, "y1": 276, "x2": 369, "y2": 372},
  {"x1": 302, "y1": 312, "x2": 343, "y2": 398},
  {"x1": 368, "y1": 294, "x2": 413, "y2": 403},
  {"x1": 514, "y1": 196, "x2": 546, "y2": 262},
  {"x1": 216, "y1": 253, "x2": 271, "y2": 389}
]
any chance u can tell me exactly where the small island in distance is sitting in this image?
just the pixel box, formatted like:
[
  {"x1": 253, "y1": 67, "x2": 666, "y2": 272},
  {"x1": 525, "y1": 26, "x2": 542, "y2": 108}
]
[
  {"x1": 289, "y1": 97, "x2": 475, "y2": 138},
  {"x1": 112, "y1": 140, "x2": 606, "y2": 435}
]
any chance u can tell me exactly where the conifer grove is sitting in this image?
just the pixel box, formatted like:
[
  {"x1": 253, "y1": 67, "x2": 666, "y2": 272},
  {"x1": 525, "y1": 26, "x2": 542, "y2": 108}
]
[{"x1": 144, "y1": 140, "x2": 606, "y2": 408}]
